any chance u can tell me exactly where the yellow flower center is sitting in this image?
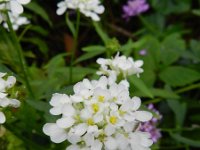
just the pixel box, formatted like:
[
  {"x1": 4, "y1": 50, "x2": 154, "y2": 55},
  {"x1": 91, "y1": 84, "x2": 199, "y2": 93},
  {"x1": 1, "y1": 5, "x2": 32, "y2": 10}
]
[
  {"x1": 92, "y1": 103, "x2": 99, "y2": 113},
  {"x1": 109, "y1": 116, "x2": 117, "y2": 125},
  {"x1": 112, "y1": 97, "x2": 117, "y2": 101},
  {"x1": 98, "y1": 95, "x2": 105, "y2": 102},
  {"x1": 87, "y1": 118, "x2": 94, "y2": 125},
  {"x1": 119, "y1": 110, "x2": 126, "y2": 116}
]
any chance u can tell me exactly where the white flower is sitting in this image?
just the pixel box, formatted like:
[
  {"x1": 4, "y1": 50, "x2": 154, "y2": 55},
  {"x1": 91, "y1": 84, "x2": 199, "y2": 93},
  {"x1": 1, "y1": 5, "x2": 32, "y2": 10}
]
[
  {"x1": 6, "y1": 0, "x2": 30, "y2": 14},
  {"x1": 3, "y1": 12, "x2": 29, "y2": 30},
  {"x1": 43, "y1": 76, "x2": 153, "y2": 149},
  {"x1": 129, "y1": 131, "x2": 153, "y2": 150},
  {"x1": 56, "y1": 0, "x2": 105, "y2": 21},
  {"x1": 49, "y1": 93, "x2": 71, "y2": 115},
  {"x1": 97, "y1": 52, "x2": 144, "y2": 79},
  {"x1": 0, "y1": 112, "x2": 6, "y2": 124},
  {"x1": 0, "y1": 72, "x2": 20, "y2": 124},
  {"x1": 43, "y1": 123, "x2": 68, "y2": 143},
  {"x1": 0, "y1": 0, "x2": 30, "y2": 30}
]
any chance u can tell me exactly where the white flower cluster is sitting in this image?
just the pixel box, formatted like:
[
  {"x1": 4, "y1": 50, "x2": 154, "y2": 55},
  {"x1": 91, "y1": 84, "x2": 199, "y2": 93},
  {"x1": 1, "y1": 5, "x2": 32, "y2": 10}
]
[
  {"x1": 0, "y1": 72, "x2": 20, "y2": 124},
  {"x1": 97, "y1": 53, "x2": 144, "y2": 79},
  {"x1": 43, "y1": 52, "x2": 153, "y2": 150},
  {"x1": 56, "y1": 0, "x2": 105, "y2": 21},
  {"x1": 0, "y1": 0, "x2": 30, "y2": 30}
]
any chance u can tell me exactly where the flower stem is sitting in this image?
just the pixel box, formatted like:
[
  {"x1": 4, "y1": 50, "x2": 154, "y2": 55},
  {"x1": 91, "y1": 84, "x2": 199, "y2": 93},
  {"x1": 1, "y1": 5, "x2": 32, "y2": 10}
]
[
  {"x1": 69, "y1": 11, "x2": 80, "y2": 84},
  {"x1": 144, "y1": 82, "x2": 200, "y2": 104},
  {"x1": 5, "y1": 12, "x2": 35, "y2": 99}
]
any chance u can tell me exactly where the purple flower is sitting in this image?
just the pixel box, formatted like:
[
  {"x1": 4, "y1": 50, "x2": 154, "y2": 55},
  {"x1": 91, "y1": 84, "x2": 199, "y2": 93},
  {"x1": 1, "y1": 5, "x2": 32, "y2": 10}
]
[
  {"x1": 139, "y1": 49, "x2": 147, "y2": 56},
  {"x1": 123, "y1": 0, "x2": 149, "y2": 20},
  {"x1": 140, "y1": 104, "x2": 162, "y2": 143}
]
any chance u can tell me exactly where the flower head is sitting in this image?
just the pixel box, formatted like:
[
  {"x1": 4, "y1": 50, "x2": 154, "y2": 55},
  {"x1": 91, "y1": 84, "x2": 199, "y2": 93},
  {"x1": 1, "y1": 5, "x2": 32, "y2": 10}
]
[
  {"x1": 0, "y1": 72, "x2": 20, "y2": 124},
  {"x1": 123, "y1": 0, "x2": 149, "y2": 20},
  {"x1": 3, "y1": 12, "x2": 29, "y2": 30},
  {"x1": 43, "y1": 76, "x2": 153, "y2": 149},
  {"x1": 0, "y1": 0, "x2": 30, "y2": 29},
  {"x1": 97, "y1": 52, "x2": 144, "y2": 81},
  {"x1": 56, "y1": 0, "x2": 105, "y2": 21}
]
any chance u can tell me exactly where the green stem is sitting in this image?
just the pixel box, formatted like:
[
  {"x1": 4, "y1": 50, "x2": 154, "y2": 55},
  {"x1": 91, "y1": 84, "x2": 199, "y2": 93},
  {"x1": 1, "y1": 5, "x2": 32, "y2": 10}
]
[
  {"x1": 5, "y1": 12, "x2": 35, "y2": 99},
  {"x1": 175, "y1": 83, "x2": 200, "y2": 94},
  {"x1": 69, "y1": 11, "x2": 80, "y2": 84},
  {"x1": 144, "y1": 82, "x2": 200, "y2": 104}
]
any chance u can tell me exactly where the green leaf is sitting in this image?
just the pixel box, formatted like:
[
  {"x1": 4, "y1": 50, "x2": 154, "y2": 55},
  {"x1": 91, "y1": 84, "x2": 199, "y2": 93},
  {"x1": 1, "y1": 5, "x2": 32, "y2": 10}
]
[
  {"x1": 121, "y1": 39, "x2": 136, "y2": 56},
  {"x1": 82, "y1": 45, "x2": 105, "y2": 52},
  {"x1": 143, "y1": 36, "x2": 161, "y2": 65},
  {"x1": 45, "y1": 53, "x2": 68, "y2": 70},
  {"x1": 66, "y1": 14, "x2": 76, "y2": 37},
  {"x1": 22, "y1": 37, "x2": 48, "y2": 55},
  {"x1": 167, "y1": 100, "x2": 187, "y2": 127},
  {"x1": 170, "y1": 133, "x2": 200, "y2": 147},
  {"x1": 29, "y1": 25, "x2": 49, "y2": 36},
  {"x1": 190, "y1": 40, "x2": 200, "y2": 60},
  {"x1": 151, "y1": 88, "x2": 180, "y2": 99},
  {"x1": 26, "y1": 99, "x2": 50, "y2": 113},
  {"x1": 93, "y1": 22, "x2": 109, "y2": 44},
  {"x1": 128, "y1": 75, "x2": 154, "y2": 98},
  {"x1": 25, "y1": 2, "x2": 52, "y2": 26},
  {"x1": 159, "y1": 66, "x2": 200, "y2": 87},
  {"x1": 192, "y1": 9, "x2": 200, "y2": 16},
  {"x1": 74, "y1": 50, "x2": 105, "y2": 64},
  {"x1": 161, "y1": 33, "x2": 186, "y2": 66}
]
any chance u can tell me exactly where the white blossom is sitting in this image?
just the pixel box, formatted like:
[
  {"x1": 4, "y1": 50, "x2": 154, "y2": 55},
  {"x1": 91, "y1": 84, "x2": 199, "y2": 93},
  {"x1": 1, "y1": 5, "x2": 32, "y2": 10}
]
[
  {"x1": 0, "y1": 72, "x2": 20, "y2": 124},
  {"x1": 3, "y1": 12, "x2": 29, "y2": 30},
  {"x1": 56, "y1": 0, "x2": 105, "y2": 21},
  {"x1": 97, "y1": 52, "x2": 144, "y2": 79},
  {"x1": 0, "y1": 0, "x2": 30, "y2": 30},
  {"x1": 43, "y1": 76, "x2": 153, "y2": 149}
]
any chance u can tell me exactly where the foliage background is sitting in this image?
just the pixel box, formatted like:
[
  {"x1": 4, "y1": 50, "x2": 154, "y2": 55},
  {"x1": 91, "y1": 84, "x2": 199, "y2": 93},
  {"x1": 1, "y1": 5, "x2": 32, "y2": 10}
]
[{"x1": 1, "y1": 0, "x2": 200, "y2": 149}]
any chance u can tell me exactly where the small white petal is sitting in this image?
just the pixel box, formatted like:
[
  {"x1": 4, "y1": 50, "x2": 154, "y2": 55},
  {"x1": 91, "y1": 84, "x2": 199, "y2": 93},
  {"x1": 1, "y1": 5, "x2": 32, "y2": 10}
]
[
  {"x1": 83, "y1": 133, "x2": 94, "y2": 146},
  {"x1": 10, "y1": 1, "x2": 23, "y2": 14},
  {"x1": 8, "y1": 99, "x2": 20, "y2": 107},
  {"x1": 56, "y1": 6, "x2": 67, "y2": 15},
  {"x1": 132, "y1": 96, "x2": 141, "y2": 110},
  {"x1": 135, "y1": 111, "x2": 152, "y2": 122},
  {"x1": 6, "y1": 76, "x2": 16, "y2": 88},
  {"x1": 56, "y1": 117, "x2": 75, "y2": 128},
  {"x1": 74, "y1": 123, "x2": 88, "y2": 136},
  {"x1": 17, "y1": 0, "x2": 31, "y2": 5},
  {"x1": 66, "y1": 145, "x2": 79, "y2": 150},
  {"x1": 0, "y1": 112, "x2": 6, "y2": 124},
  {"x1": 105, "y1": 124, "x2": 115, "y2": 136},
  {"x1": 0, "y1": 73, "x2": 6, "y2": 78},
  {"x1": 50, "y1": 93, "x2": 70, "y2": 106},
  {"x1": 70, "y1": 95, "x2": 83, "y2": 103},
  {"x1": 49, "y1": 106, "x2": 62, "y2": 115},
  {"x1": 93, "y1": 114, "x2": 103, "y2": 123},
  {"x1": 43, "y1": 123, "x2": 67, "y2": 143},
  {"x1": 135, "y1": 60, "x2": 144, "y2": 67},
  {"x1": 0, "y1": 98, "x2": 10, "y2": 107},
  {"x1": 0, "y1": 93, "x2": 7, "y2": 99},
  {"x1": 62, "y1": 104, "x2": 75, "y2": 116},
  {"x1": 91, "y1": 140, "x2": 103, "y2": 150},
  {"x1": 104, "y1": 137, "x2": 117, "y2": 150}
]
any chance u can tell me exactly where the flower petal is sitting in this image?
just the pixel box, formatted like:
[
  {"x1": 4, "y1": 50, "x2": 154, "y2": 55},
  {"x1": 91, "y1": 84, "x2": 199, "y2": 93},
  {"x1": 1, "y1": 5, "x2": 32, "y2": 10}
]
[
  {"x1": 135, "y1": 111, "x2": 152, "y2": 122},
  {"x1": 10, "y1": 1, "x2": 23, "y2": 14},
  {"x1": 17, "y1": 0, "x2": 31, "y2": 5},
  {"x1": 62, "y1": 104, "x2": 75, "y2": 117},
  {"x1": 74, "y1": 123, "x2": 88, "y2": 136},
  {"x1": 0, "y1": 112, "x2": 6, "y2": 124},
  {"x1": 56, "y1": 117, "x2": 75, "y2": 128}
]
